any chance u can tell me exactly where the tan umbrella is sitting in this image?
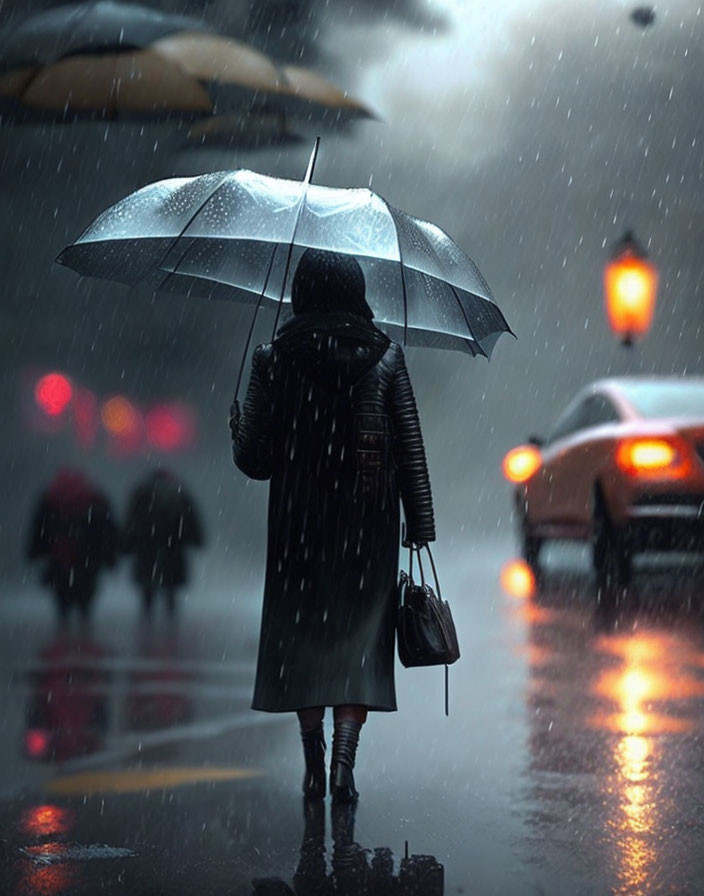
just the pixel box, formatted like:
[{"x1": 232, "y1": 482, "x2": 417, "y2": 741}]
[
  {"x1": 0, "y1": 4, "x2": 369, "y2": 125},
  {"x1": 11, "y1": 50, "x2": 211, "y2": 115},
  {"x1": 280, "y1": 65, "x2": 373, "y2": 117},
  {"x1": 186, "y1": 110, "x2": 302, "y2": 148},
  {"x1": 151, "y1": 32, "x2": 285, "y2": 94},
  {"x1": 153, "y1": 32, "x2": 371, "y2": 118}
]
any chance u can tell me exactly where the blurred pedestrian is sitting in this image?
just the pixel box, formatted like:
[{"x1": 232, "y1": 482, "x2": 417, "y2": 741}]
[
  {"x1": 26, "y1": 468, "x2": 118, "y2": 624},
  {"x1": 122, "y1": 469, "x2": 204, "y2": 618},
  {"x1": 231, "y1": 248, "x2": 435, "y2": 803}
]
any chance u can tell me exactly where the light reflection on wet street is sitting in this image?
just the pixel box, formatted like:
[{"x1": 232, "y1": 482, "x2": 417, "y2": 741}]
[
  {"x1": 2, "y1": 544, "x2": 704, "y2": 893},
  {"x1": 511, "y1": 552, "x2": 704, "y2": 895}
]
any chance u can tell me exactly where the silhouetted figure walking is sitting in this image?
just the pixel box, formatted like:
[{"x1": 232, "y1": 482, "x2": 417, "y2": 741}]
[
  {"x1": 26, "y1": 468, "x2": 118, "y2": 624},
  {"x1": 122, "y1": 470, "x2": 203, "y2": 618},
  {"x1": 232, "y1": 248, "x2": 435, "y2": 803}
]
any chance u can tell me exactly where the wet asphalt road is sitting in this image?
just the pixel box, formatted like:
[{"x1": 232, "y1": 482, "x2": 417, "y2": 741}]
[{"x1": 2, "y1": 538, "x2": 704, "y2": 895}]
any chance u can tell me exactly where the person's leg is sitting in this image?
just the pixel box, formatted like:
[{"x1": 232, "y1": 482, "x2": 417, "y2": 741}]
[
  {"x1": 330, "y1": 705, "x2": 368, "y2": 803},
  {"x1": 141, "y1": 584, "x2": 154, "y2": 619},
  {"x1": 165, "y1": 586, "x2": 177, "y2": 619},
  {"x1": 297, "y1": 706, "x2": 326, "y2": 800},
  {"x1": 77, "y1": 580, "x2": 95, "y2": 627},
  {"x1": 54, "y1": 585, "x2": 70, "y2": 628}
]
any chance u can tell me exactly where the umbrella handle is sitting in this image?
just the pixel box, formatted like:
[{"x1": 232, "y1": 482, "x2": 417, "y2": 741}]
[{"x1": 234, "y1": 243, "x2": 280, "y2": 402}]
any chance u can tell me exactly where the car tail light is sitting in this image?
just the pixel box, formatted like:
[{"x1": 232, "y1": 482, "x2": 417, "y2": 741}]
[
  {"x1": 502, "y1": 445, "x2": 542, "y2": 483},
  {"x1": 616, "y1": 438, "x2": 690, "y2": 479}
]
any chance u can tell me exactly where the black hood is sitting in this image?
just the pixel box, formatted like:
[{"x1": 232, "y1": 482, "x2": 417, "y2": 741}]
[{"x1": 275, "y1": 312, "x2": 390, "y2": 391}]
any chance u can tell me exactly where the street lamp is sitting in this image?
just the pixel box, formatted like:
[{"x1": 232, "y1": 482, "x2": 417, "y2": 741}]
[{"x1": 604, "y1": 231, "x2": 658, "y2": 347}]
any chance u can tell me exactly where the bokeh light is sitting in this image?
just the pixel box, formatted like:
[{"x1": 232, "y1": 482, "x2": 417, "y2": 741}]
[
  {"x1": 502, "y1": 445, "x2": 542, "y2": 483},
  {"x1": 146, "y1": 404, "x2": 195, "y2": 452},
  {"x1": 101, "y1": 395, "x2": 141, "y2": 437},
  {"x1": 24, "y1": 728, "x2": 50, "y2": 760},
  {"x1": 34, "y1": 372, "x2": 73, "y2": 417},
  {"x1": 500, "y1": 559, "x2": 536, "y2": 599}
]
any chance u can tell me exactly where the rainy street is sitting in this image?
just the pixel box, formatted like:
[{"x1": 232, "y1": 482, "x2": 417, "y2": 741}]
[
  {"x1": 3, "y1": 0, "x2": 704, "y2": 894},
  {"x1": 2, "y1": 538, "x2": 704, "y2": 895}
]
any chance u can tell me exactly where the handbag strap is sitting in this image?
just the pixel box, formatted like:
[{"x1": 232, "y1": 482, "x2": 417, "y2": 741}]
[
  {"x1": 413, "y1": 544, "x2": 441, "y2": 599},
  {"x1": 404, "y1": 544, "x2": 450, "y2": 717},
  {"x1": 445, "y1": 664, "x2": 449, "y2": 717}
]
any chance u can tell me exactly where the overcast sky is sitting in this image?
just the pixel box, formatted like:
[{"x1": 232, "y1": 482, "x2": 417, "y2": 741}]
[{"x1": 2, "y1": 0, "x2": 703, "y2": 585}]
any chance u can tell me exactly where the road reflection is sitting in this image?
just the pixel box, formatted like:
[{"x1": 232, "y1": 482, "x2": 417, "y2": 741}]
[
  {"x1": 502, "y1": 557, "x2": 704, "y2": 895},
  {"x1": 253, "y1": 801, "x2": 444, "y2": 895},
  {"x1": 123, "y1": 629, "x2": 194, "y2": 733},
  {"x1": 23, "y1": 635, "x2": 111, "y2": 763},
  {"x1": 14, "y1": 803, "x2": 78, "y2": 896}
]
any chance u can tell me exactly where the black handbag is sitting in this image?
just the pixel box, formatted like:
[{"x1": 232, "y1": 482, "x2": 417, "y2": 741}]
[{"x1": 397, "y1": 545, "x2": 460, "y2": 715}]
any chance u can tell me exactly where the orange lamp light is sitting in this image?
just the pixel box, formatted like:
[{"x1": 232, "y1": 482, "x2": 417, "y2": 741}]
[
  {"x1": 502, "y1": 445, "x2": 542, "y2": 483},
  {"x1": 604, "y1": 231, "x2": 658, "y2": 346}
]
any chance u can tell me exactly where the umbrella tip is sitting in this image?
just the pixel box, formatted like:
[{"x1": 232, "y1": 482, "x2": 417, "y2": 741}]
[{"x1": 304, "y1": 136, "x2": 321, "y2": 184}]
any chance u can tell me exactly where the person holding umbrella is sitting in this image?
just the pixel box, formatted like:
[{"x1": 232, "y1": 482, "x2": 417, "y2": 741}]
[
  {"x1": 57, "y1": 139, "x2": 512, "y2": 798},
  {"x1": 230, "y1": 247, "x2": 436, "y2": 803}
]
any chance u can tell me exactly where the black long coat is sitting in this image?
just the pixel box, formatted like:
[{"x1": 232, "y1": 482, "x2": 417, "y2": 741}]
[{"x1": 233, "y1": 312, "x2": 435, "y2": 712}]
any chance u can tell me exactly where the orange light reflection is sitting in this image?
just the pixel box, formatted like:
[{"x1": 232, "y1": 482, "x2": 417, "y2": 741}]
[
  {"x1": 17, "y1": 863, "x2": 76, "y2": 895},
  {"x1": 590, "y1": 631, "x2": 697, "y2": 895},
  {"x1": 21, "y1": 804, "x2": 74, "y2": 838}
]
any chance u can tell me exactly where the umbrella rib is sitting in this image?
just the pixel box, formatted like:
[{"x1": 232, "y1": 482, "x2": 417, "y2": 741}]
[
  {"x1": 379, "y1": 200, "x2": 408, "y2": 346},
  {"x1": 234, "y1": 243, "x2": 279, "y2": 402},
  {"x1": 270, "y1": 140, "x2": 319, "y2": 338},
  {"x1": 448, "y1": 283, "x2": 486, "y2": 358},
  {"x1": 155, "y1": 172, "x2": 232, "y2": 288}
]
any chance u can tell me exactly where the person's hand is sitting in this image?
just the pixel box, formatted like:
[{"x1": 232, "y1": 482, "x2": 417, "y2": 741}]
[{"x1": 228, "y1": 399, "x2": 241, "y2": 439}]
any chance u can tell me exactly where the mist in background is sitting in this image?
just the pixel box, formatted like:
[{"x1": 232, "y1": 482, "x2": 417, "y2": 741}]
[{"x1": 2, "y1": 0, "x2": 702, "y2": 591}]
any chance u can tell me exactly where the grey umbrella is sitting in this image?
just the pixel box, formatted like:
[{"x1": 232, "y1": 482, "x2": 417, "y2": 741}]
[
  {"x1": 0, "y1": 1, "x2": 212, "y2": 68},
  {"x1": 57, "y1": 140, "x2": 512, "y2": 393}
]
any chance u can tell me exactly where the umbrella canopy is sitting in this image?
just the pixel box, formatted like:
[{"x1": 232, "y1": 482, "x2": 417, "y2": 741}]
[
  {"x1": 57, "y1": 142, "x2": 512, "y2": 359},
  {"x1": 0, "y1": 1, "x2": 214, "y2": 117},
  {"x1": 0, "y1": 1, "x2": 212, "y2": 67},
  {"x1": 0, "y1": 2, "x2": 370, "y2": 124},
  {"x1": 10, "y1": 51, "x2": 212, "y2": 116},
  {"x1": 185, "y1": 111, "x2": 303, "y2": 149}
]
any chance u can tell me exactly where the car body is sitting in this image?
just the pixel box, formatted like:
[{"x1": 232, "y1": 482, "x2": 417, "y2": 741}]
[{"x1": 507, "y1": 377, "x2": 704, "y2": 582}]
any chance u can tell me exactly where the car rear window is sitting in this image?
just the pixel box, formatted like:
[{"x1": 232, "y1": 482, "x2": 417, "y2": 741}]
[{"x1": 619, "y1": 382, "x2": 704, "y2": 418}]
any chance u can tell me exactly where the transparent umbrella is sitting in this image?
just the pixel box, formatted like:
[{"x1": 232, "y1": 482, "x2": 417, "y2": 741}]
[{"x1": 57, "y1": 139, "x2": 513, "y2": 394}]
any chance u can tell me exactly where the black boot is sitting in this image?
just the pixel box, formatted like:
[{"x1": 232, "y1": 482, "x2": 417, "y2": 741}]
[
  {"x1": 301, "y1": 723, "x2": 326, "y2": 800},
  {"x1": 330, "y1": 719, "x2": 361, "y2": 803}
]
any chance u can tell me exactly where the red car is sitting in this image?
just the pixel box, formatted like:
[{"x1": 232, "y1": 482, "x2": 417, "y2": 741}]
[{"x1": 504, "y1": 377, "x2": 704, "y2": 585}]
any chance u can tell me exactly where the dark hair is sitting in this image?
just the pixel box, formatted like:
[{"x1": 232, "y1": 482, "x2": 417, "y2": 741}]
[{"x1": 291, "y1": 248, "x2": 373, "y2": 320}]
